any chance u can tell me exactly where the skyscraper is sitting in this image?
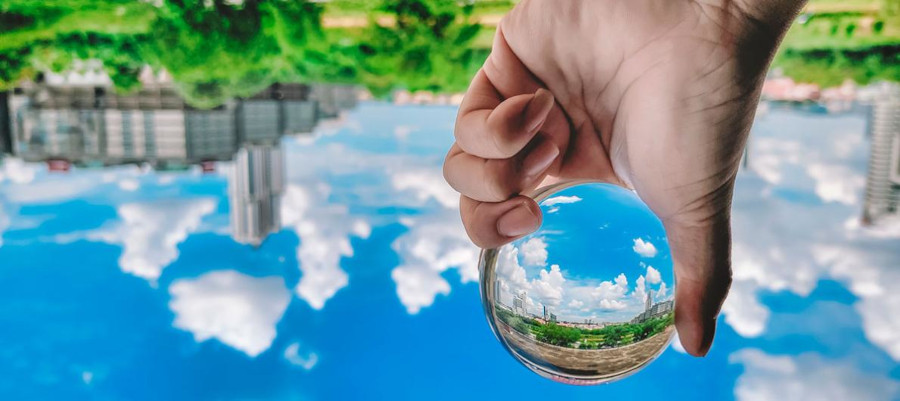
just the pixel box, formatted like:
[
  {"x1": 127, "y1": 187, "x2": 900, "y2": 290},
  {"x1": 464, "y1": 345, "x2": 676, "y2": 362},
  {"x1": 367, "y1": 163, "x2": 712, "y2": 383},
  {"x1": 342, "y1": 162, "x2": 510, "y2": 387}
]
[
  {"x1": 645, "y1": 289, "x2": 653, "y2": 313},
  {"x1": 229, "y1": 144, "x2": 284, "y2": 247},
  {"x1": 1, "y1": 91, "x2": 12, "y2": 154},
  {"x1": 862, "y1": 88, "x2": 900, "y2": 225},
  {"x1": 514, "y1": 291, "x2": 527, "y2": 316}
]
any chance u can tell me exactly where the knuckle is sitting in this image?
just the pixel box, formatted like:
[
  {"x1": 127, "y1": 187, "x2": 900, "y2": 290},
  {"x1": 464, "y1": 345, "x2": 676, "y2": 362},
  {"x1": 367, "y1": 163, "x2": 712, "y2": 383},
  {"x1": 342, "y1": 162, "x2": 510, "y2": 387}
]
[
  {"x1": 442, "y1": 157, "x2": 457, "y2": 189},
  {"x1": 487, "y1": 120, "x2": 518, "y2": 158},
  {"x1": 485, "y1": 160, "x2": 520, "y2": 201},
  {"x1": 460, "y1": 200, "x2": 497, "y2": 249},
  {"x1": 466, "y1": 228, "x2": 491, "y2": 249},
  {"x1": 462, "y1": 219, "x2": 491, "y2": 249}
]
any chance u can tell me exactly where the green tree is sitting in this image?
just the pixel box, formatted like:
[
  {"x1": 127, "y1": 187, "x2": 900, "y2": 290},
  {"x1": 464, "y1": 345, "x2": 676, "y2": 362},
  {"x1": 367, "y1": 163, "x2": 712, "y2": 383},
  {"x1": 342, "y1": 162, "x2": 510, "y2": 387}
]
[
  {"x1": 0, "y1": 47, "x2": 34, "y2": 91},
  {"x1": 535, "y1": 323, "x2": 581, "y2": 347},
  {"x1": 143, "y1": 0, "x2": 324, "y2": 107},
  {"x1": 348, "y1": 0, "x2": 485, "y2": 96}
]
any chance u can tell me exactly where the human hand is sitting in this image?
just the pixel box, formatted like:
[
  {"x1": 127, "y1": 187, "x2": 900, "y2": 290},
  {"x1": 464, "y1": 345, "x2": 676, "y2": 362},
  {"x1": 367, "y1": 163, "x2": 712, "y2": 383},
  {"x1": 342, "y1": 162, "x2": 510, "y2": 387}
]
[{"x1": 444, "y1": 0, "x2": 805, "y2": 356}]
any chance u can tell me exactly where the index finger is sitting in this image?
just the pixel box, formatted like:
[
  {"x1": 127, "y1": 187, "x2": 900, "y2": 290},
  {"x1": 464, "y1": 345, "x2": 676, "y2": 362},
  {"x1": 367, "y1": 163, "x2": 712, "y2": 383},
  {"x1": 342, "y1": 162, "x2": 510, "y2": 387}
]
[{"x1": 454, "y1": 27, "x2": 552, "y2": 159}]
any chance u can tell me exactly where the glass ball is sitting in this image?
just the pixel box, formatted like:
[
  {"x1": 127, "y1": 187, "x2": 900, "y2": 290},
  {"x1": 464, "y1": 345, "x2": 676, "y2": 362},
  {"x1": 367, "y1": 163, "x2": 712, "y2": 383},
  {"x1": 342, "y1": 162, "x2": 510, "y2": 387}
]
[{"x1": 479, "y1": 182, "x2": 675, "y2": 385}]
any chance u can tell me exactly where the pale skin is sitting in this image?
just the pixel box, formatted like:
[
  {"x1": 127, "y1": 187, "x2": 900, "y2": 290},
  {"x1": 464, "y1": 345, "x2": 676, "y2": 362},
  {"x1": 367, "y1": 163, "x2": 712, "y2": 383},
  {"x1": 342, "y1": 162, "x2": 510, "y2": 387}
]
[{"x1": 444, "y1": 0, "x2": 807, "y2": 356}]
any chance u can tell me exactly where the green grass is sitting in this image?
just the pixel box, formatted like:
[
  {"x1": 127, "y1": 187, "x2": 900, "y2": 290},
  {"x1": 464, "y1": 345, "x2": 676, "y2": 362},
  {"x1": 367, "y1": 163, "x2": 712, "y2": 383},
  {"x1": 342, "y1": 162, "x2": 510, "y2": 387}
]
[
  {"x1": 0, "y1": 3, "x2": 155, "y2": 51},
  {"x1": 781, "y1": 13, "x2": 900, "y2": 51},
  {"x1": 322, "y1": 0, "x2": 517, "y2": 18}
]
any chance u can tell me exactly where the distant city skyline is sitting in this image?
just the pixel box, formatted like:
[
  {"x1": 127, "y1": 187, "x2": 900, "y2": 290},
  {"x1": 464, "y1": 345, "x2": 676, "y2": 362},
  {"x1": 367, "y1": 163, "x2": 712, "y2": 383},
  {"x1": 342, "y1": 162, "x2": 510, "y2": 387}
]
[{"x1": 2, "y1": 81, "x2": 359, "y2": 248}]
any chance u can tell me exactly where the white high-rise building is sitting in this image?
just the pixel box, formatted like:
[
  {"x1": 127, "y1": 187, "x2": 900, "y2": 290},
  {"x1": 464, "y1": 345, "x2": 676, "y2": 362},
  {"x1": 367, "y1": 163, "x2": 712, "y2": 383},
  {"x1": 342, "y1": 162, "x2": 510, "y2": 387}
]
[
  {"x1": 513, "y1": 291, "x2": 527, "y2": 316},
  {"x1": 229, "y1": 144, "x2": 284, "y2": 247},
  {"x1": 862, "y1": 88, "x2": 900, "y2": 225}
]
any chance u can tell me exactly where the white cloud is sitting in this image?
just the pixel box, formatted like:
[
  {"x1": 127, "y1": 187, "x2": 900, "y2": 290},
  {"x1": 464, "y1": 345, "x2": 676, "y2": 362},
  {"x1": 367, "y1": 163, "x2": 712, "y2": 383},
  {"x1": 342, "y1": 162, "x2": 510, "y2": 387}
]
[
  {"x1": 496, "y1": 243, "x2": 663, "y2": 321},
  {"x1": 806, "y1": 163, "x2": 864, "y2": 205},
  {"x1": 93, "y1": 198, "x2": 216, "y2": 282},
  {"x1": 542, "y1": 196, "x2": 582, "y2": 207},
  {"x1": 169, "y1": 271, "x2": 291, "y2": 357},
  {"x1": 3, "y1": 164, "x2": 139, "y2": 204},
  {"x1": 657, "y1": 281, "x2": 668, "y2": 298},
  {"x1": 814, "y1": 244, "x2": 900, "y2": 360},
  {"x1": 531, "y1": 264, "x2": 566, "y2": 307},
  {"x1": 117, "y1": 178, "x2": 140, "y2": 192},
  {"x1": 280, "y1": 134, "x2": 482, "y2": 316},
  {"x1": 282, "y1": 185, "x2": 361, "y2": 310},
  {"x1": 0, "y1": 157, "x2": 36, "y2": 184},
  {"x1": 496, "y1": 244, "x2": 529, "y2": 292},
  {"x1": 0, "y1": 203, "x2": 8, "y2": 248},
  {"x1": 671, "y1": 332, "x2": 686, "y2": 354},
  {"x1": 157, "y1": 174, "x2": 177, "y2": 185},
  {"x1": 615, "y1": 273, "x2": 628, "y2": 288},
  {"x1": 592, "y1": 273, "x2": 629, "y2": 301},
  {"x1": 730, "y1": 350, "x2": 899, "y2": 401},
  {"x1": 284, "y1": 342, "x2": 319, "y2": 371},
  {"x1": 393, "y1": 125, "x2": 417, "y2": 141},
  {"x1": 599, "y1": 299, "x2": 627, "y2": 310},
  {"x1": 392, "y1": 170, "x2": 458, "y2": 209},
  {"x1": 632, "y1": 275, "x2": 648, "y2": 304},
  {"x1": 81, "y1": 371, "x2": 94, "y2": 385},
  {"x1": 276, "y1": 139, "x2": 389, "y2": 312},
  {"x1": 632, "y1": 238, "x2": 658, "y2": 258},
  {"x1": 721, "y1": 110, "x2": 900, "y2": 361},
  {"x1": 391, "y1": 264, "x2": 451, "y2": 314},
  {"x1": 5, "y1": 176, "x2": 98, "y2": 204},
  {"x1": 388, "y1": 164, "x2": 481, "y2": 314},
  {"x1": 520, "y1": 237, "x2": 548, "y2": 266},
  {"x1": 390, "y1": 212, "x2": 479, "y2": 314},
  {"x1": 646, "y1": 265, "x2": 662, "y2": 284},
  {"x1": 722, "y1": 280, "x2": 770, "y2": 337},
  {"x1": 352, "y1": 220, "x2": 372, "y2": 239}
]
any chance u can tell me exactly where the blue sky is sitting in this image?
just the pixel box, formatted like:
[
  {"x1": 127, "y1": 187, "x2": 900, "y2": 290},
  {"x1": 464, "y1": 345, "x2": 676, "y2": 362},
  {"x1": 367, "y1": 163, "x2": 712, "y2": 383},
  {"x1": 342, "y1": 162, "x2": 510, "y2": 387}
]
[
  {"x1": 0, "y1": 103, "x2": 898, "y2": 400},
  {"x1": 494, "y1": 183, "x2": 674, "y2": 323}
]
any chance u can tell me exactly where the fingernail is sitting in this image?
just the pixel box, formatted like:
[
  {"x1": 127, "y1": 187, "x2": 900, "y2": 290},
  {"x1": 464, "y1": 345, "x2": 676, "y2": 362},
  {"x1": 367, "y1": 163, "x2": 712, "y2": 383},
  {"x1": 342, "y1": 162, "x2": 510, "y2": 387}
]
[
  {"x1": 522, "y1": 138, "x2": 559, "y2": 178},
  {"x1": 497, "y1": 203, "x2": 540, "y2": 237},
  {"x1": 525, "y1": 89, "x2": 554, "y2": 134}
]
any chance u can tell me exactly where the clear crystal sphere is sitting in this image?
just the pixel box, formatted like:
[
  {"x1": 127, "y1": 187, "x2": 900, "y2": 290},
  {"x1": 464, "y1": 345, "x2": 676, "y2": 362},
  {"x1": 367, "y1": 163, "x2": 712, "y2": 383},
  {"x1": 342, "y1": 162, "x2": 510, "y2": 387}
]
[{"x1": 479, "y1": 182, "x2": 675, "y2": 385}]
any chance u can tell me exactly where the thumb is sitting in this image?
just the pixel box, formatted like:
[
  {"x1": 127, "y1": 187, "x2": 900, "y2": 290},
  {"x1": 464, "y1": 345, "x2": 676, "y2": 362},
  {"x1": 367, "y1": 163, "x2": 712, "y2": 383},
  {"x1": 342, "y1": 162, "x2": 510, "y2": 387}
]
[{"x1": 664, "y1": 209, "x2": 733, "y2": 357}]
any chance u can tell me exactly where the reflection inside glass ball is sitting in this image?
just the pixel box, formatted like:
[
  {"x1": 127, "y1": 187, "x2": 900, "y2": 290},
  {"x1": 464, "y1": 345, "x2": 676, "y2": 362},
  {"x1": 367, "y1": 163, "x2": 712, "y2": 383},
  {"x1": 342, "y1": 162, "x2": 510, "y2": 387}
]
[{"x1": 480, "y1": 182, "x2": 675, "y2": 385}]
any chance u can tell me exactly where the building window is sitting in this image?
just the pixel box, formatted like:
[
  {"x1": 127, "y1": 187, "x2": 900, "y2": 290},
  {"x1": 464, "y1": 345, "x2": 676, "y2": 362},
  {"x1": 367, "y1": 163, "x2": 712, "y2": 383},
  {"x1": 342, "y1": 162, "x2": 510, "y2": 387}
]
[{"x1": 893, "y1": 132, "x2": 900, "y2": 185}]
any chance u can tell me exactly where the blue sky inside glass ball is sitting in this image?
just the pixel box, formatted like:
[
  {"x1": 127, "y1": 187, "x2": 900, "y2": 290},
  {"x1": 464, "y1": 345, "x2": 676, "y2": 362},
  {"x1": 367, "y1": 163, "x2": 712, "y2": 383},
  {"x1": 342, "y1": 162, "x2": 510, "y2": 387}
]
[{"x1": 496, "y1": 183, "x2": 673, "y2": 323}]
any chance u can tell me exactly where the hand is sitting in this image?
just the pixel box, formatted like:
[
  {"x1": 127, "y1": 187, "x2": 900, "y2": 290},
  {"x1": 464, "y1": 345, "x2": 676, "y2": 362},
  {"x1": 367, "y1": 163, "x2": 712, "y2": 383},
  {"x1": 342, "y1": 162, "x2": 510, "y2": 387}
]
[{"x1": 444, "y1": 0, "x2": 805, "y2": 356}]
